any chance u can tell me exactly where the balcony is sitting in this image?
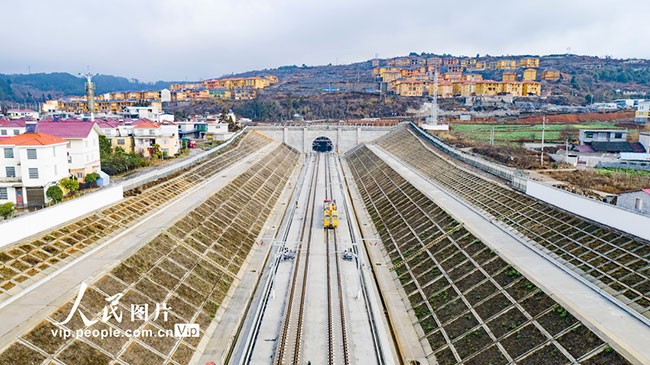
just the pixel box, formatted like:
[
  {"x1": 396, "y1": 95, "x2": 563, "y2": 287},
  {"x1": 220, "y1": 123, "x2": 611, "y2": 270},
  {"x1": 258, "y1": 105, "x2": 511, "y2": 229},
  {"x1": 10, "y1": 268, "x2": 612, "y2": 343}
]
[{"x1": 0, "y1": 176, "x2": 21, "y2": 184}]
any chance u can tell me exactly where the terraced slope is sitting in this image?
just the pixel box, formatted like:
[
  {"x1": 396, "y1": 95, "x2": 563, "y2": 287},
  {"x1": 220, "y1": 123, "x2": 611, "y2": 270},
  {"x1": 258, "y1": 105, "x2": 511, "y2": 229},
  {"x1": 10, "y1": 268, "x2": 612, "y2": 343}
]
[
  {"x1": 0, "y1": 131, "x2": 271, "y2": 297},
  {"x1": 0, "y1": 144, "x2": 298, "y2": 365},
  {"x1": 346, "y1": 146, "x2": 630, "y2": 365},
  {"x1": 376, "y1": 126, "x2": 650, "y2": 320}
]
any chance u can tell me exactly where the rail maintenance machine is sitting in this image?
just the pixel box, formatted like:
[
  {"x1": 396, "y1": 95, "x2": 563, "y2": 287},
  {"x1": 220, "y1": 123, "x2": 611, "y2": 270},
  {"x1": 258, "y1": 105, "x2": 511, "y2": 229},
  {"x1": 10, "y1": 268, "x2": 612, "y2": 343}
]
[{"x1": 323, "y1": 199, "x2": 339, "y2": 229}]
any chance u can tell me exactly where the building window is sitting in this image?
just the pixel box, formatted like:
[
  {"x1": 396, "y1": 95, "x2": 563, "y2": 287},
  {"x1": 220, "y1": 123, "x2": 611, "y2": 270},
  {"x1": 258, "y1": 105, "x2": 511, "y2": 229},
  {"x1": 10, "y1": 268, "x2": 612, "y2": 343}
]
[
  {"x1": 117, "y1": 139, "x2": 125, "y2": 145},
  {"x1": 0, "y1": 130, "x2": 6, "y2": 136},
  {"x1": 27, "y1": 149, "x2": 37, "y2": 159},
  {"x1": 12, "y1": 130, "x2": 19, "y2": 135},
  {"x1": 635, "y1": 198, "x2": 643, "y2": 211},
  {"x1": 76, "y1": 172, "x2": 83, "y2": 179},
  {"x1": 28, "y1": 168, "x2": 38, "y2": 179},
  {"x1": 585, "y1": 132, "x2": 594, "y2": 138},
  {"x1": 614, "y1": 133, "x2": 622, "y2": 139},
  {"x1": 3, "y1": 148, "x2": 13, "y2": 159},
  {"x1": 0, "y1": 187, "x2": 7, "y2": 200},
  {"x1": 5, "y1": 166, "x2": 15, "y2": 178},
  {"x1": 149, "y1": 129, "x2": 155, "y2": 135}
]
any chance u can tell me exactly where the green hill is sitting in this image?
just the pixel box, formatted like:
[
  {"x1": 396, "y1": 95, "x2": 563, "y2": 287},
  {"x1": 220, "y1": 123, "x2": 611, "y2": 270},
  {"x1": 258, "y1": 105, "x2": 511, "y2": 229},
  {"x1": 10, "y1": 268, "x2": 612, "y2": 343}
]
[{"x1": 0, "y1": 72, "x2": 172, "y2": 102}]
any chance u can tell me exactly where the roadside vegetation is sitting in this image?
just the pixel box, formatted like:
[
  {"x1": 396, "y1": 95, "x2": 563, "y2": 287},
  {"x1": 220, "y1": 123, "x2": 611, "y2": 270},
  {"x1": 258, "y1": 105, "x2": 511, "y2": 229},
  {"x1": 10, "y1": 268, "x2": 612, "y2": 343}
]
[
  {"x1": 542, "y1": 169, "x2": 650, "y2": 194},
  {"x1": 99, "y1": 136, "x2": 149, "y2": 176}
]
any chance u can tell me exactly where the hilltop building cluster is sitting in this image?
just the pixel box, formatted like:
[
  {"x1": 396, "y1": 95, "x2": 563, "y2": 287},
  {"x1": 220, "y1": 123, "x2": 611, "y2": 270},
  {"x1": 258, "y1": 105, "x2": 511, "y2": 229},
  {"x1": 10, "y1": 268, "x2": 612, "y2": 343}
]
[
  {"x1": 169, "y1": 75, "x2": 278, "y2": 100},
  {"x1": 40, "y1": 75, "x2": 278, "y2": 116},
  {"x1": 373, "y1": 55, "x2": 559, "y2": 98}
]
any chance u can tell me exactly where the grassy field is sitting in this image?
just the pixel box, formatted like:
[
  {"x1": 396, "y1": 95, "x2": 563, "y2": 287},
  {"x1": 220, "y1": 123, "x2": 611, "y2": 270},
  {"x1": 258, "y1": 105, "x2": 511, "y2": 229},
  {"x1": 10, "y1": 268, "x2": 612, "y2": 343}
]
[{"x1": 450, "y1": 122, "x2": 618, "y2": 145}]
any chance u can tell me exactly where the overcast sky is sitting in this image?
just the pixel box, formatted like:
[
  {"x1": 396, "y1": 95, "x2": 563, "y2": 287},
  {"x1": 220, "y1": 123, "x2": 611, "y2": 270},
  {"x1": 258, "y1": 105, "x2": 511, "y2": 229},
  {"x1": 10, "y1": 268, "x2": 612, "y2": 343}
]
[{"x1": 2, "y1": 0, "x2": 648, "y2": 82}]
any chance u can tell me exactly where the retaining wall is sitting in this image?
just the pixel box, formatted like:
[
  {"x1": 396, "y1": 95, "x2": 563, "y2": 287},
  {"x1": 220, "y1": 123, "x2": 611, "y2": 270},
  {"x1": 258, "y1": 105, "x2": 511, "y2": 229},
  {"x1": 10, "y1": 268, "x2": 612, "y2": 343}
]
[
  {"x1": 409, "y1": 122, "x2": 529, "y2": 191},
  {"x1": 121, "y1": 127, "x2": 247, "y2": 191},
  {"x1": 0, "y1": 185, "x2": 124, "y2": 247},
  {"x1": 526, "y1": 180, "x2": 650, "y2": 241}
]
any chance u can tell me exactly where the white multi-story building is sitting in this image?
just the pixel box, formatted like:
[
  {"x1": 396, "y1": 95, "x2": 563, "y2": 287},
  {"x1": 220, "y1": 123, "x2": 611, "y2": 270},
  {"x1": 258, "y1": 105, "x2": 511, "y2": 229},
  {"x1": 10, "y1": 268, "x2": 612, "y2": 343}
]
[
  {"x1": 122, "y1": 106, "x2": 160, "y2": 122},
  {"x1": 0, "y1": 130, "x2": 69, "y2": 207},
  {"x1": 6, "y1": 109, "x2": 39, "y2": 120},
  {"x1": 0, "y1": 119, "x2": 26, "y2": 137},
  {"x1": 206, "y1": 121, "x2": 231, "y2": 140},
  {"x1": 635, "y1": 101, "x2": 650, "y2": 124},
  {"x1": 38, "y1": 121, "x2": 102, "y2": 181},
  {"x1": 133, "y1": 119, "x2": 180, "y2": 157}
]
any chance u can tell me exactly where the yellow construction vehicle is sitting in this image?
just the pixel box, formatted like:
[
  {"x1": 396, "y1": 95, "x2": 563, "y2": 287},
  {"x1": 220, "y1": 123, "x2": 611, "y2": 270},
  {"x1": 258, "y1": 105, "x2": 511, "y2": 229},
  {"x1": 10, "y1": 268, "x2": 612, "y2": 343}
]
[{"x1": 323, "y1": 199, "x2": 339, "y2": 229}]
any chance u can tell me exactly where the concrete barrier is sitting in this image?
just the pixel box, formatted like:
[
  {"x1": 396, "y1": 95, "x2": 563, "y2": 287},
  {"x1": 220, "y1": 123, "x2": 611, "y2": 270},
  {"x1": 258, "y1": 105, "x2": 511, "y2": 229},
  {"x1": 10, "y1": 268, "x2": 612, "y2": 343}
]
[
  {"x1": 0, "y1": 185, "x2": 124, "y2": 247},
  {"x1": 409, "y1": 122, "x2": 529, "y2": 191},
  {"x1": 121, "y1": 127, "x2": 247, "y2": 191},
  {"x1": 526, "y1": 180, "x2": 650, "y2": 241}
]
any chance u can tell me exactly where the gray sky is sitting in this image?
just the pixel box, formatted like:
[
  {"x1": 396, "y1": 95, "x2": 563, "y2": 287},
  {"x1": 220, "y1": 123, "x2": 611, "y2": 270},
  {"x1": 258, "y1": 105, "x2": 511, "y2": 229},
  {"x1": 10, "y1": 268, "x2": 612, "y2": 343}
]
[{"x1": 2, "y1": 0, "x2": 648, "y2": 82}]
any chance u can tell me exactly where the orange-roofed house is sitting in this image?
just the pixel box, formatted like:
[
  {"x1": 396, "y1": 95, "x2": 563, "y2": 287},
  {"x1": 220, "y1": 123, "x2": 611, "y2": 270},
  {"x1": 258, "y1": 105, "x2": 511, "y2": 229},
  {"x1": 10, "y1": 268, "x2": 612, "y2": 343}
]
[
  {"x1": 133, "y1": 119, "x2": 180, "y2": 157},
  {"x1": 0, "y1": 123, "x2": 69, "y2": 207}
]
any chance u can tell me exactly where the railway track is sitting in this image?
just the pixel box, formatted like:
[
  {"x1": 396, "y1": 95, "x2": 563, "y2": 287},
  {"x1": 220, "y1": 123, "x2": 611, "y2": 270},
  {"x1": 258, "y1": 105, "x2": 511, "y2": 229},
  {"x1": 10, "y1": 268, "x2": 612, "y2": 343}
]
[
  {"x1": 346, "y1": 145, "x2": 631, "y2": 364},
  {"x1": 324, "y1": 154, "x2": 350, "y2": 365},
  {"x1": 275, "y1": 152, "x2": 352, "y2": 365},
  {"x1": 275, "y1": 154, "x2": 320, "y2": 365},
  {"x1": 377, "y1": 126, "x2": 650, "y2": 320},
  {"x1": 0, "y1": 131, "x2": 271, "y2": 297}
]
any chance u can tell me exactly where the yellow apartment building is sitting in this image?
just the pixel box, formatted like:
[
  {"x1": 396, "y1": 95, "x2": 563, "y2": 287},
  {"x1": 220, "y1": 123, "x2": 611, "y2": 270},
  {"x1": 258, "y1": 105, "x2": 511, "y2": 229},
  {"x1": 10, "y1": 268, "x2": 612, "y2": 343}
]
[
  {"x1": 522, "y1": 81, "x2": 541, "y2": 96},
  {"x1": 474, "y1": 61, "x2": 487, "y2": 70},
  {"x1": 395, "y1": 57, "x2": 411, "y2": 67},
  {"x1": 459, "y1": 82, "x2": 476, "y2": 97},
  {"x1": 475, "y1": 81, "x2": 502, "y2": 96},
  {"x1": 432, "y1": 81, "x2": 453, "y2": 98},
  {"x1": 443, "y1": 58, "x2": 459, "y2": 66},
  {"x1": 463, "y1": 74, "x2": 483, "y2": 81},
  {"x1": 542, "y1": 70, "x2": 561, "y2": 81},
  {"x1": 500, "y1": 82, "x2": 523, "y2": 96},
  {"x1": 502, "y1": 71, "x2": 517, "y2": 82},
  {"x1": 395, "y1": 80, "x2": 425, "y2": 97},
  {"x1": 442, "y1": 72, "x2": 463, "y2": 82},
  {"x1": 382, "y1": 70, "x2": 402, "y2": 83},
  {"x1": 496, "y1": 60, "x2": 517, "y2": 70},
  {"x1": 172, "y1": 91, "x2": 188, "y2": 101},
  {"x1": 427, "y1": 57, "x2": 442, "y2": 67},
  {"x1": 461, "y1": 58, "x2": 477, "y2": 67},
  {"x1": 234, "y1": 88, "x2": 257, "y2": 100},
  {"x1": 523, "y1": 68, "x2": 537, "y2": 81},
  {"x1": 519, "y1": 57, "x2": 540, "y2": 68}
]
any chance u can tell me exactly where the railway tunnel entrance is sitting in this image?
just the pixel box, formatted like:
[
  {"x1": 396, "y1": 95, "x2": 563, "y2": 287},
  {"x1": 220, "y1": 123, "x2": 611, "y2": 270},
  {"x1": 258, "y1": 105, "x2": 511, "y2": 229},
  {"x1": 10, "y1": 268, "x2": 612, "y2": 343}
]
[{"x1": 312, "y1": 136, "x2": 333, "y2": 152}]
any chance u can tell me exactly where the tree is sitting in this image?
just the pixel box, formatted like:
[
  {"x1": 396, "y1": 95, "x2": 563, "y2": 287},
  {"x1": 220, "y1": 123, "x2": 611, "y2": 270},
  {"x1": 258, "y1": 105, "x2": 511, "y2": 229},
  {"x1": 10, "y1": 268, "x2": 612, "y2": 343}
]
[
  {"x1": 151, "y1": 144, "x2": 162, "y2": 159},
  {"x1": 0, "y1": 202, "x2": 14, "y2": 219},
  {"x1": 85, "y1": 172, "x2": 100, "y2": 187},
  {"x1": 59, "y1": 177, "x2": 79, "y2": 195},
  {"x1": 585, "y1": 93, "x2": 594, "y2": 104},
  {"x1": 98, "y1": 135, "x2": 112, "y2": 158},
  {"x1": 46, "y1": 185, "x2": 63, "y2": 204}
]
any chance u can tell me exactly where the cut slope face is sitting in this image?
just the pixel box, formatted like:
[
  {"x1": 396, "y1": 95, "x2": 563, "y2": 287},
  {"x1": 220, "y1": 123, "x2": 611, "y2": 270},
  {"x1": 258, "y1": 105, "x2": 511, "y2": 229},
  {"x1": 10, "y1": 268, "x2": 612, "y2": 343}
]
[
  {"x1": 377, "y1": 125, "x2": 650, "y2": 320},
  {"x1": 0, "y1": 131, "x2": 272, "y2": 299},
  {"x1": 0, "y1": 144, "x2": 298, "y2": 365},
  {"x1": 346, "y1": 146, "x2": 630, "y2": 364}
]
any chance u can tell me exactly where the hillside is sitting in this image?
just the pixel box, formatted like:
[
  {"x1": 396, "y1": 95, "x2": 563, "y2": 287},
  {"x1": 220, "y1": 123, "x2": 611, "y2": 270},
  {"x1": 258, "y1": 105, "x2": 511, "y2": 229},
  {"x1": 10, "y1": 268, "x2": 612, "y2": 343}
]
[
  {"x1": 229, "y1": 54, "x2": 650, "y2": 104},
  {"x1": 2, "y1": 54, "x2": 650, "y2": 106},
  {"x1": 0, "y1": 73, "x2": 172, "y2": 102}
]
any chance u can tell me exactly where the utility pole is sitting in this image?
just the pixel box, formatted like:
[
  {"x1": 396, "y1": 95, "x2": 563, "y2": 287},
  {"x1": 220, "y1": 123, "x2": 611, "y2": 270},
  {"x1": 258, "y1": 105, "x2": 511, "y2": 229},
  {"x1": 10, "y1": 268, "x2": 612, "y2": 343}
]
[
  {"x1": 79, "y1": 69, "x2": 98, "y2": 122},
  {"x1": 540, "y1": 116, "x2": 546, "y2": 166},
  {"x1": 490, "y1": 125, "x2": 495, "y2": 145}
]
